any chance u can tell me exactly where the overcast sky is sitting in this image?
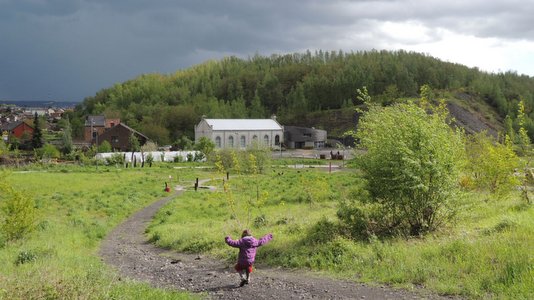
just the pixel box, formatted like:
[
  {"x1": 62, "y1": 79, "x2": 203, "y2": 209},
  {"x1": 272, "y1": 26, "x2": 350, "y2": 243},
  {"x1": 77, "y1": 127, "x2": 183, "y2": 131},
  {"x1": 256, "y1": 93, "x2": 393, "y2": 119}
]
[{"x1": 1, "y1": 0, "x2": 533, "y2": 102}]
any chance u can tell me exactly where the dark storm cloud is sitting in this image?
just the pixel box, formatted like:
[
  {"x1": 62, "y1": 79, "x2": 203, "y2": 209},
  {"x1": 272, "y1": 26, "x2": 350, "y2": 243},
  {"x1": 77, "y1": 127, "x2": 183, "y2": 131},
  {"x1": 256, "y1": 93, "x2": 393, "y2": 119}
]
[{"x1": 0, "y1": 0, "x2": 532, "y2": 101}]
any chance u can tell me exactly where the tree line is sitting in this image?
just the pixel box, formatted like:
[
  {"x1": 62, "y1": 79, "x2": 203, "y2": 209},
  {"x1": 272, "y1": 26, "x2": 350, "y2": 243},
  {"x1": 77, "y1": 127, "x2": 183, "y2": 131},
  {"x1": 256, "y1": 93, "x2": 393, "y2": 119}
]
[{"x1": 68, "y1": 50, "x2": 534, "y2": 145}]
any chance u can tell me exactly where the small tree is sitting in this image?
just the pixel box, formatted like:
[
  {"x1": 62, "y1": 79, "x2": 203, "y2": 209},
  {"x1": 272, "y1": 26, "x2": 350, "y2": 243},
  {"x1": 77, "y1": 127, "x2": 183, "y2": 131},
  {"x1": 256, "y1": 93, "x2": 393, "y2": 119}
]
[
  {"x1": 31, "y1": 112, "x2": 43, "y2": 149},
  {"x1": 141, "y1": 141, "x2": 158, "y2": 152},
  {"x1": 129, "y1": 133, "x2": 140, "y2": 167},
  {"x1": 36, "y1": 144, "x2": 61, "y2": 161},
  {"x1": 517, "y1": 98, "x2": 533, "y2": 204},
  {"x1": 245, "y1": 140, "x2": 271, "y2": 174},
  {"x1": 61, "y1": 117, "x2": 73, "y2": 155},
  {"x1": 194, "y1": 136, "x2": 215, "y2": 159},
  {"x1": 175, "y1": 136, "x2": 193, "y2": 150},
  {"x1": 465, "y1": 132, "x2": 520, "y2": 194},
  {"x1": 0, "y1": 173, "x2": 36, "y2": 240},
  {"x1": 145, "y1": 153, "x2": 154, "y2": 167},
  {"x1": 343, "y1": 101, "x2": 465, "y2": 236},
  {"x1": 98, "y1": 140, "x2": 112, "y2": 153},
  {"x1": 0, "y1": 139, "x2": 8, "y2": 157}
]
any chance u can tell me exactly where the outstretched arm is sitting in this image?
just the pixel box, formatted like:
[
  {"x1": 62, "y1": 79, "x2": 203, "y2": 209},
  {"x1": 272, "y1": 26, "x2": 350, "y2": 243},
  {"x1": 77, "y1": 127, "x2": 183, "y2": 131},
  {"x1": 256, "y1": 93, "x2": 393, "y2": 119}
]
[
  {"x1": 225, "y1": 236, "x2": 241, "y2": 248},
  {"x1": 258, "y1": 233, "x2": 273, "y2": 246}
]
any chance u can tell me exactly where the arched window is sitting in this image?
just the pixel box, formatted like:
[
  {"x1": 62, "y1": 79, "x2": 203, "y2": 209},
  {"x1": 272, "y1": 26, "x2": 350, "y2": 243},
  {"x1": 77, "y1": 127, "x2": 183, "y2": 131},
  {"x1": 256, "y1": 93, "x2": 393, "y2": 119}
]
[
  {"x1": 215, "y1": 136, "x2": 221, "y2": 148},
  {"x1": 252, "y1": 135, "x2": 258, "y2": 141},
  {"x1": 275, "y1": 135, "x2": 280, "y2": 145},
  {"x1": 228, "y1": 136, "x2": 234, "y2": 147},
  {"x1": 264, "y1": 135, "x2": 269, "y2": 145},
  {"x1": 240, "y1": 135, "x2": 246, "y2": 148}
]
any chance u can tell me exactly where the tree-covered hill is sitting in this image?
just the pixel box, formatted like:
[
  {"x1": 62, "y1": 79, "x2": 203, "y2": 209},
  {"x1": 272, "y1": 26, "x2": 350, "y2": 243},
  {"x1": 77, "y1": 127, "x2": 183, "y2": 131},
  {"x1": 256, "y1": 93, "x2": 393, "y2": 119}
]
[{"x1": 69, "y1": 50, "x2": 534, "y2": 145}]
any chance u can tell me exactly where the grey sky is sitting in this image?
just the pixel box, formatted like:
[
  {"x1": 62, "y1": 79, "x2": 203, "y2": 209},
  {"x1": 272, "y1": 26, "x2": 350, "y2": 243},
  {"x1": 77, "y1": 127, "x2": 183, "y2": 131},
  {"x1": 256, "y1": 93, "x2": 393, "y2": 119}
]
[{"x1": 1, "y1": 0, "x2": 533, "y2": 102}]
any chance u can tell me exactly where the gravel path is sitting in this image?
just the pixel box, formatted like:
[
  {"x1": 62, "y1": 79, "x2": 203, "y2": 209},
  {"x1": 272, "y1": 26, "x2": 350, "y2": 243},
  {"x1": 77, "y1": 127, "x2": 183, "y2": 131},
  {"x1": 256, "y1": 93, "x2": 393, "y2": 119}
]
[{"x1": 99, "y1": 185, "x2": 457, "y2": 300}]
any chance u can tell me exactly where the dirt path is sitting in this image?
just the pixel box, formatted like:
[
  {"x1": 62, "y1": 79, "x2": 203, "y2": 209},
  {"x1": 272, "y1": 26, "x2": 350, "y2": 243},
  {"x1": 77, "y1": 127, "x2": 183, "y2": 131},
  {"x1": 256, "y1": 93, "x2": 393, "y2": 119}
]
[{"x1": 99, "y1": 185, "x2": 456, "y2": 300}]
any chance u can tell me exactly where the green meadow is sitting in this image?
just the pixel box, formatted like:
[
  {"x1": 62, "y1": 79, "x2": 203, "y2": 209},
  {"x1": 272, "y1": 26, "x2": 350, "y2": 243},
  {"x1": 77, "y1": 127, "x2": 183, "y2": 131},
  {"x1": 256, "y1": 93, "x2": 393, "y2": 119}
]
[
  {"x1": 0, "y1": 162, "x2": 533, "y2": 299},
  {"x1": 0, "y1": 164, "x2": 200, "y2": 300},
  {"x1": 148, "y1": 166, "x2": 534, "y2": 299}
]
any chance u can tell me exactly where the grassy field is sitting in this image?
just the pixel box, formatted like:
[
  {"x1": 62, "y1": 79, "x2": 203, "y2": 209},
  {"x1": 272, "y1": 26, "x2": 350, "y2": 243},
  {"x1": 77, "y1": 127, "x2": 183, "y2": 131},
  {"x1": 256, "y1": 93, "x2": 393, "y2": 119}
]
[
  {"x1": 147, "y1": 166, "x2": 534, "y2": 299},
  {"x1": 0, "y1": 163, "x2": 201, "y2": 300},
  {"x1": 1, "y1": 162, "x2": 533, "y2": 299}
]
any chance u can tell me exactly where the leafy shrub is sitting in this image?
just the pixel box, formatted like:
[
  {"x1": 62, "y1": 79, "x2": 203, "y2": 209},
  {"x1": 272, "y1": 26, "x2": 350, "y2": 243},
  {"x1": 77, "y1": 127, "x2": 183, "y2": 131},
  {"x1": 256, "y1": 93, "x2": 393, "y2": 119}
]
[
  {"x1": 304, "y1": 218, "x2": 340, "y2": 245},
  {"x1": 97, "y1": 140, "x2": 112, "y2": 153},
  {"x1": 35, "y1": 143, "x2": 61, "y2": 160},
  {"x1": 347, "y1": 102, "x2": 465, "y2": 236},
  {"x1": 212, "y1": 147, "x2": 271, "y2": 174},
  {"x1": 186, "y1": 153, "x2": 194, "y2": 162},
  {"x1": 15, "y1": 250, "x2": 38, "y2": 265},
  {"x1": 193, "y1": 151, "x2": 205, "y2": 162},
  {"x1": 194, "y1": 136, "x2": 215, "y2": 158},
  {"x1": 173, "y1": 155, "x2": 183, "y2": 163},
  {"x1": 253, "y1": 214, "x2": 268, "y2": 228},
  {"x1": 105, "y1": 153, "x2": 125, "y2": 166},
  {"x1": 465, "y1": 132, "x2": 520, "y2": 194},
  {"x1": 37, "y1": 220, "x2": 50, "y2": 231},
  {"x1": 0, "y1": 232, "x2": 5, "y2": 249},
  {"x1": 15, "y1": 247, "x2": 56, "y2": 265},
  {"x1": 145, "y1": 153, "x2": 154, "y2": 166},
  {"x1": 0, "y1": 176, "x2": 37, "y2": 240},
  {"x1": 338, "y1": 197, "x2": 401, "y2": 239}
]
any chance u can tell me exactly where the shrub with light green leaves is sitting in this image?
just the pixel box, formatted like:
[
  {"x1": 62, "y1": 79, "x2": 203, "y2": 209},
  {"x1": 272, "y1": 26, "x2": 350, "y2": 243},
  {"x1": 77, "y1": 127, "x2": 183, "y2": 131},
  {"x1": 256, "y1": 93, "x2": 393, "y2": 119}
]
[
  {"x1": 465, "y1": 132, "x2": 520, "y2": 194},
  {"x1": 346, "y1": 102, "x2": 465, "y2": 236},
  {"x1": 0, "y1": 173, "x2": 36, "y2": 240}
]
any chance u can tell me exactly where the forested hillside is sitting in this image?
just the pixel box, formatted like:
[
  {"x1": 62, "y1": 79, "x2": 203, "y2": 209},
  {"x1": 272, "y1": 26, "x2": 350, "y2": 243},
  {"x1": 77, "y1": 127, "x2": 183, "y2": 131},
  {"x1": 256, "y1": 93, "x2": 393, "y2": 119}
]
[{"x1": 69, "y1": 50, "x2": 534, "y2": 145}]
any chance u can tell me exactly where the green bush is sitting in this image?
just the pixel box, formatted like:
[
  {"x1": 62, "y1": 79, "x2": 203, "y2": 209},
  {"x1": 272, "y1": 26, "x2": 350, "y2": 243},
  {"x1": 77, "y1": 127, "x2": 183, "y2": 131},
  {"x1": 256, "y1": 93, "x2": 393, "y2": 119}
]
[
  {"x1": 186, "y1": 153, "x2": 194, "y2": 162},
  {"x1": 193, "y1": 151, "x2": 205, "y2": 162},
  {"x1": 145, "y1": 153, "x2": 154, "y2": 166},
  {"x1": 35, "y1": 144, "x2": 61, "y2": 160},
  {"x1": 105, "y1": 153, "x2": 125, "y2": 166},
  {"x1": 348, "y1": 102, "x2": 465, "y2": 236},
  {"x1": 15, "y1": 249, "x2": 38, "y2": 265},
  {"x1": 211, "y1": 147, "x2": 271, "y2": 174},
  {"x1": 465, "y1": 132, "x2": 520, "y2": 194},
  {"x1": 0, "y1": 176, "x2": 37, "y2": 241},
  {"x1": 97, "y1": 140, "x2": 112, "y2": 153},
  {"x1": 304, "y1": 217, "x2": 340, "y2": 245}
]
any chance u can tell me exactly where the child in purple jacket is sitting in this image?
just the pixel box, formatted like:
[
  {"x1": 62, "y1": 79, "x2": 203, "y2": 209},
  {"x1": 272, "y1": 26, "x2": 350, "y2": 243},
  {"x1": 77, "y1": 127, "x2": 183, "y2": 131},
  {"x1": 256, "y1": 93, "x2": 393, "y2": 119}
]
[{"x1": 225, "y1": 229, "x2": 273, "y2": 286}]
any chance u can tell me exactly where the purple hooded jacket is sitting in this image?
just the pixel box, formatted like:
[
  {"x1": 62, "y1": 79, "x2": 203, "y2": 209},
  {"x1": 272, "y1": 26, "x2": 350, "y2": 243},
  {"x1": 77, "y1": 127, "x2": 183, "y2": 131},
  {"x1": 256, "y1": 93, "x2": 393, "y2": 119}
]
[{"x1": 225, "y1": 233, "x2": 273, "y2": 267}]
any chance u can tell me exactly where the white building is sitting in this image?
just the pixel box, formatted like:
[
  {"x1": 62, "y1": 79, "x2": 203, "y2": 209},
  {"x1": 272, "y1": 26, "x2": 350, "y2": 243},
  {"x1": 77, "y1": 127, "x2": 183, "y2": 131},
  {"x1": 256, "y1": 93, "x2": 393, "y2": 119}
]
[{"x1": 195, "y1": 116, "x2": 283, "y2": 149}]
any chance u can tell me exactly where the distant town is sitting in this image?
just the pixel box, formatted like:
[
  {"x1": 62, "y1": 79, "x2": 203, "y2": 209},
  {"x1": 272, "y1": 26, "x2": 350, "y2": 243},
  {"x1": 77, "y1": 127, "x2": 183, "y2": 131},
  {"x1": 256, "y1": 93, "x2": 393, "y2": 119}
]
[
  {"x1": 0, "y1": 100, "x2": 79, "y2": 109},
  {"x1": 0, "y1": 101, "x2": 76, "y2": 126}
]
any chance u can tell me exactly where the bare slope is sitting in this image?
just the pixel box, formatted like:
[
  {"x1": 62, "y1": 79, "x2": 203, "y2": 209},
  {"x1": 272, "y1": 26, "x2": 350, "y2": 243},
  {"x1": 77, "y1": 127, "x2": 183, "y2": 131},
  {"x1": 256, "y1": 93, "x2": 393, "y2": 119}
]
[{"x1": 284, "y1": 93, "x2": 503, "y2": 142}]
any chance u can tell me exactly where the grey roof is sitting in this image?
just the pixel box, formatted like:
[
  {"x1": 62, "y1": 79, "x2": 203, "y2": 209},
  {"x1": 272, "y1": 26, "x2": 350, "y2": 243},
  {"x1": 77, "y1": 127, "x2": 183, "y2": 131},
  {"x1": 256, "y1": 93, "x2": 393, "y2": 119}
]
[
  {"x1": 85, "y1": 115, "x2": 105, "y2": 126},
  {"x1": 205, "y1": 119, "x2": 282, "y2": 131},
  {"x1": 1, "y1": 120, "x2": 29, "y2": 131}
]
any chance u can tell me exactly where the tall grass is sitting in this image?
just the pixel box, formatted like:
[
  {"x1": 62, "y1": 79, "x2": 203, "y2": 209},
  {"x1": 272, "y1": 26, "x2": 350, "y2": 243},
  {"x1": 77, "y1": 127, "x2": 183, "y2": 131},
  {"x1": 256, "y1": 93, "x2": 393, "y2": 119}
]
[
  {"x1": 148, "y1": 168, "x2": 534, "y2": 299},
  {"x1": 0, "y1": 164, "x2": 200, "y2": 299}
]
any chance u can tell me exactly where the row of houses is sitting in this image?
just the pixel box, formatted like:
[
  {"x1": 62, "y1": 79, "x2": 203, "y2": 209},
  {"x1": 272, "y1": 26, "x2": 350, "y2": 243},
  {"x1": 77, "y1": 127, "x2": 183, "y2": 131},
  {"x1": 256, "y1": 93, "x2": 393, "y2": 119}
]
[
  {"x1": 0, "y1": 105, "x2": 66, "y2": 126},
  {"x1": 88, "y1": 115, "x2": 328, "y2": 152},
  {"x1": 2, "y1": 112, "x2": 328, "y2": 152},
  {"x1": 1, "y1": 104, "x2": 68, "y2": 143}
]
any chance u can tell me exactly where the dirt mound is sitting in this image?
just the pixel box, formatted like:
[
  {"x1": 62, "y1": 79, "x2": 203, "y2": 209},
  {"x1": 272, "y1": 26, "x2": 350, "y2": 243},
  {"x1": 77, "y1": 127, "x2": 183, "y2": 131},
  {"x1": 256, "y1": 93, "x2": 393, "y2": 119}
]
[{"x1": 447, "y1": 97, "x2": 501, "y2": 137}]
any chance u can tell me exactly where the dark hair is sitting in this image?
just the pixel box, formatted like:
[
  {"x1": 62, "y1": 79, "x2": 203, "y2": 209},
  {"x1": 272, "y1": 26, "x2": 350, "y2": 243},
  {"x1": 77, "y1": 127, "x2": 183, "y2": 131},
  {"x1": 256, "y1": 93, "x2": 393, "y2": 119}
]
[{"x1": 241, "y1": 229, "x2": 251, "y2": 237}]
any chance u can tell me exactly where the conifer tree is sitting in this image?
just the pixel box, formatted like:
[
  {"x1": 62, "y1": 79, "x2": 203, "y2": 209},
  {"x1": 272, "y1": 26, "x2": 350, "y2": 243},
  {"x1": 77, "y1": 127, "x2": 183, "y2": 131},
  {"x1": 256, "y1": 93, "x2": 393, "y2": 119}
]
[{"x1": 31, "y1": 112, "x2": 43, "y2": 149}]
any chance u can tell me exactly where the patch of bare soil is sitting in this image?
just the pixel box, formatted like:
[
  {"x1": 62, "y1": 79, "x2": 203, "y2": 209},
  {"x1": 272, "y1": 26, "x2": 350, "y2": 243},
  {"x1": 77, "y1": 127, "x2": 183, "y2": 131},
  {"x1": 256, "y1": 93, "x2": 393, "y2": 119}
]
[
  {"x1": 447, "y1": 100, "x2": 500, "y2": 137},
  {"x1": 99, "y1": 186, "x2": 459, "y2": 300}
]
